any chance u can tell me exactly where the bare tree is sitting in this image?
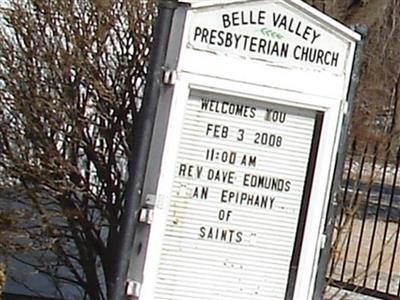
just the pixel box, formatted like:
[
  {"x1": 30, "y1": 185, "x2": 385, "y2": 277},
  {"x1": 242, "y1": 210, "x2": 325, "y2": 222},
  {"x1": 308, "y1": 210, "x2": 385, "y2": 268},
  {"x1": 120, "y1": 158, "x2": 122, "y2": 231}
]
[{"x1": 0, "y1": 0, "x2": 157, "y2": 299}]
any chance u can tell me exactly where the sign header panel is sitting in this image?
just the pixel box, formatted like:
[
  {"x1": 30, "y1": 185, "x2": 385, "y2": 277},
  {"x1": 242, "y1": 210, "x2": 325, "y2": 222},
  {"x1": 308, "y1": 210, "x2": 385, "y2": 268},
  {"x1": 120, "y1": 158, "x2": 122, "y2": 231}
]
[
  {"x1": 149, "y1": 90, "x2": 318, "y2": 299},
  {"x1": 188, "y1": 1, "x2": 350, "y2": 74}
]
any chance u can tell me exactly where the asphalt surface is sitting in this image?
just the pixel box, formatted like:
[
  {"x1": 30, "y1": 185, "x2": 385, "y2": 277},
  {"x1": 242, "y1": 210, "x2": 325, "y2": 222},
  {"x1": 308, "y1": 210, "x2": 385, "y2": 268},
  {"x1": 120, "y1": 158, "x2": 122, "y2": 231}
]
[{"x1": 325, "y1": 286, "x2": 383, "y2": 299}]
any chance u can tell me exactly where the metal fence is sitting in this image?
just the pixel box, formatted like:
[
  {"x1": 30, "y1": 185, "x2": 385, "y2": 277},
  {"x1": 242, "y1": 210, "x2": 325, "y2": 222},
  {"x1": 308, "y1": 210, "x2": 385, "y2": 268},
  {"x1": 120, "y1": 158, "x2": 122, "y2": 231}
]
[{"x1": 327, "y1": 139, "x2": 400, "y2": 299}]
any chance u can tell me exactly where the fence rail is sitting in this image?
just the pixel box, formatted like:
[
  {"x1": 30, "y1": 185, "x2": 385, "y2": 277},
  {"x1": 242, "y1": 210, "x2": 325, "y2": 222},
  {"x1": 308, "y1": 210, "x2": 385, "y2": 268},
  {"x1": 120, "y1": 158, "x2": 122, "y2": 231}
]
[{"x1": 328, "y1": 139, "x2": 400, "y2": 299}]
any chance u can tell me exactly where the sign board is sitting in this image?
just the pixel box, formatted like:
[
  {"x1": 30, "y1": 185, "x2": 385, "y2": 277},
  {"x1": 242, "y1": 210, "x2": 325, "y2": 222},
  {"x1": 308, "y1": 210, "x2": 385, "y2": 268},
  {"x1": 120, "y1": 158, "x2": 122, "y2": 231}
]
[
  {"x1": 146, "y1": 90, "x2": 321, "y2": 299},
  {"x1": 129, "y1": 1, "x2": 361, "y2": 300}
]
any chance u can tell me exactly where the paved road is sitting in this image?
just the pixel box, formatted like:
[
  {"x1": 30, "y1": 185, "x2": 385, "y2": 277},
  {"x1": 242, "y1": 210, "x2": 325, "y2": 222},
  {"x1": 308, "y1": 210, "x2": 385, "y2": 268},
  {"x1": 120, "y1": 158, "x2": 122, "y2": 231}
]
[{"x1": 325, "y1": 286, "x2": 382, "y2": 299}]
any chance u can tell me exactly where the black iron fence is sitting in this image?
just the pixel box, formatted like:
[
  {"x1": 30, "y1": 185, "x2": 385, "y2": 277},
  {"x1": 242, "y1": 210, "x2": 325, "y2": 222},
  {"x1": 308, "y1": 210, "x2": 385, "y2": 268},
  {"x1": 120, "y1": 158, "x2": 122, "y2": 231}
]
[{"x1": 327, "y1": 139, "x2": 400, "y2": 299}]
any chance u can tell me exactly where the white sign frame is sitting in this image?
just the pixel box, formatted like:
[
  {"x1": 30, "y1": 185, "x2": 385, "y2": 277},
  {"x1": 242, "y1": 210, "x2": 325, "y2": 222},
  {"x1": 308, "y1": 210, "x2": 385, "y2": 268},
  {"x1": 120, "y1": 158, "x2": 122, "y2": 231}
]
[{"x1": 140, "y1": 73, "x2": 342, "y2": 300}]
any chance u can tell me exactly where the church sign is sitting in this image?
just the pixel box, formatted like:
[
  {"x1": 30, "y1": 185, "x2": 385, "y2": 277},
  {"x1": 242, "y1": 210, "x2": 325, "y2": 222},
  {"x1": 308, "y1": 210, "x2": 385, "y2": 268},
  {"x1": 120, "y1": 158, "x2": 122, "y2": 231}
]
[{"x1": 128, "y1": 1, "x2": 362, "y2": 299}]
